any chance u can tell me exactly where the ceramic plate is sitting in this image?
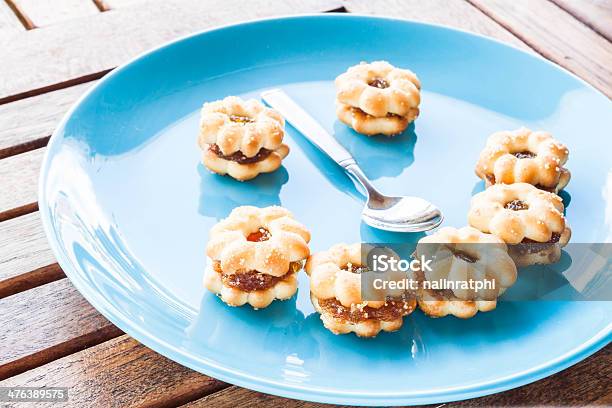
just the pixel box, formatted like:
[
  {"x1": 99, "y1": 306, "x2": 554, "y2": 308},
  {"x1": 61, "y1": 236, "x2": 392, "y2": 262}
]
[{"x1": 39, "y1": 14, "x2": 612, "y2": 405}]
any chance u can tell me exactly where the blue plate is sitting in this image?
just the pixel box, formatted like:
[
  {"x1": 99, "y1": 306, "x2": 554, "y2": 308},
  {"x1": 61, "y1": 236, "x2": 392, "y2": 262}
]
[{"x1": 39, "y1": 14, "x2": 611, "y2": 405}]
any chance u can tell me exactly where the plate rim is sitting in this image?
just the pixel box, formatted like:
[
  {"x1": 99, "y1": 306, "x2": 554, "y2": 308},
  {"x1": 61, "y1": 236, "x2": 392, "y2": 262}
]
[{"x1": 38, "y1": 13, "x2": 612, "y2": 405}]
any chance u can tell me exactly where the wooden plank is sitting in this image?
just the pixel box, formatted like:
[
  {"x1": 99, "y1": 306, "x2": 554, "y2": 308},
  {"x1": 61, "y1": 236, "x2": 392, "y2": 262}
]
[
  {"x1": 0, "y1": 278, "x2": 123, "y2": 380},
  {"x1": 468, "y1": 0, "x2": 612, "y2": 98},
  {"x1": 6, "y1": 0, "x2": 100, "y2": 29},
  {"x1": 453, "y1": 345, "x2": 612, "y2": 406},
  {"x1": 0, "y1": 335, "x2": 229, "y2": 407},
  {"x1": 0, "y1": 212, "x2": 62, "y2": 298},
  {"x1": 102, "y1": 0, "x2": 145, "y2": 9},
  {"x1": 0, "y1": 81, "x2": 92, "y2": 159},
  {"x1": 182, "y1": 387, "x2": 337, "y2": 408},
  {"x1": 342, "y1": 0, "x2": 530, "y2": 50},
  {"x1": 0, "y1": 1, "x2": 25, "y2": 38},
  {"x1": 552, "y1": 0, "x2": 612, "y2": 43},
  {"x1": 591, "y1": 392, "x2": 612, "y2": 406},
  {"x1": 0, "y1": 0, "x2": 342, "y2": 104},
  {"x1": 0, "y1": 147, "x2": 43, "y2": 221},
  {"x1": 185, "y1": 346, "x2": 611, "y2": 407}
]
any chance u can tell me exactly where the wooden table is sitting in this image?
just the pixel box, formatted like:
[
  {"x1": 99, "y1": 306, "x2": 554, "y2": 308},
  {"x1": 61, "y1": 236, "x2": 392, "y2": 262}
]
[{"x1": 0, "y1": 0, "x2": 610, "y2": 406}]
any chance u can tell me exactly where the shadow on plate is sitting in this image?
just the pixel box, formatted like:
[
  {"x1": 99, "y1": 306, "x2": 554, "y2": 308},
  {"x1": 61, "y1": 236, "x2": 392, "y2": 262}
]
[
  {"x1": 333, "y1": 121, "x2": 417, "y2": 180},
  {"x1": 360, "y1": 222, "x2": 426, "y2": 245},
  {"x1": 471, "y1": 179, "x2": 485, "y2": 196},
  {"x1": 558, "y1": 189, "x2": 571, "y2": 210},
  {"x1": 414, "y1": 300, "x2": 565, "y2": 345},
  {"x1": 198, "y1": 164, "x2": 289, "y2": 220},
  {"x1": 188, "y1": 289, "x2": 429, "y2": 373}
]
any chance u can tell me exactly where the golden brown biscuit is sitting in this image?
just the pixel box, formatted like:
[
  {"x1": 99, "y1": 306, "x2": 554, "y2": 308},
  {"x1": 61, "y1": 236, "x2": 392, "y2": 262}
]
[
  {"x1": 305, "y1": 243, "x2": 416, "y2": 337},
  {"x1": 468, "y1": 183, "x2": 571, "y2": 266},
  {"x1": 198, "y1": 96, "x2": 288, "y2": 180},
  {"x1": 414, "y1": 226, "x2": 517, "y2": 318},
  {"x1": 475, "y1": 128, "x2": 570, "y2": 193},
  {"x1": 335, "y1": 61, "x2": 420, "y2": 136},
  {"x1": 336, "y1": 102, "x2": 415, "y2": 136},
  {"x1": 205, "y1": 206, "x2": 310, "y2": 309},
  {"x1": 335, "y1": 61, "x2": 421, "y2": 117},
  {"x1": 201, "y1": 143, "x2": 289, "y2": 181}
]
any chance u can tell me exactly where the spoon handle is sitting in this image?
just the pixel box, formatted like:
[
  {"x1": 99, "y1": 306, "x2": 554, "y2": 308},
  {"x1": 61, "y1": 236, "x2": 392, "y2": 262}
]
[
  {"x1": 261, "y1": 88, "x2": 386, "y2": 200},
  {"x1": 261, "y1": 88, "x2": 385, "y2": 200},
  {"x1": 261, "y1": 88, "x2": 356, "y2": 167}
]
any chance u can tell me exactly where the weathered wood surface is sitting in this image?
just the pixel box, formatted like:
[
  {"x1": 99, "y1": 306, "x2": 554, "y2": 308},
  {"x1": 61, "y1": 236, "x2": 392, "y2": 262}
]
[
  {"x1": 0, "y1": 336, "x2": 228, "y2": 407},
  {"x1": 0, "y1": 0, "x2": 342, "y2": 104},
  {"x1": 0, "y1": 278, "x2": 123, "y2": 380},
  {"x1": 0, "y1": 77, "x2": 92, "y2": 159},
  {"x1": 183, "y1": 386, "x2": 342, "y2": 408},
  {"x1": 0, "y1": 1, "x2": 24, "y2": 38},
  {"x1": 552, "y1": 0, "x2": 612, "y2": 42},
  {"x1": 0, "y1": 147, "x2": 43, "y2": 220},
  {"x1": 342, "y1": 0, "x2": 529, "y2": 50},
  {"x1": 468, "y1": 0, "x2": 612, "y2": 98},
  {"x1": 0, "y1": 212, "x2": 62, "y2": 298},
  {"x1": 7, "y1": 0, "x2": 100, "y2": 28},
  {"x1": 97, "y1": 0, "x2": 146, "y2": 10}
]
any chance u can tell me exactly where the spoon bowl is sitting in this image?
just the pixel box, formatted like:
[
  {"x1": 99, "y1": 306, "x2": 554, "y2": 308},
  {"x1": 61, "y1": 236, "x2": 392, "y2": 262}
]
[
  {"x1": 362, "y1": 196, "x2": 443, "y2": 232},
  {"x1": 342, "y1": 161, "x2": 443, "y2": 232}
]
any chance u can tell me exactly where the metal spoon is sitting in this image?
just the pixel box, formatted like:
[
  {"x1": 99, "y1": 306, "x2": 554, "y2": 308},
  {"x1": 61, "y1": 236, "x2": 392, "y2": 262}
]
[{"x1": 261, "y1": 89, "x2": 443, "y2": 232}]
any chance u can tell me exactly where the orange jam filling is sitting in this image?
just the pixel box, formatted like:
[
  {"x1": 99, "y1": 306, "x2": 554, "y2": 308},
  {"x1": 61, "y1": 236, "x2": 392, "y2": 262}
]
[
  {"x1": 213, "y1": 260, "x2": 302, "y2": 292},
  {"x1": 208, "y1": 144, "x2": 272, "y2": 164},
  {"x1": 247, "y1": 227, "x2": 271, "y2": 242}
]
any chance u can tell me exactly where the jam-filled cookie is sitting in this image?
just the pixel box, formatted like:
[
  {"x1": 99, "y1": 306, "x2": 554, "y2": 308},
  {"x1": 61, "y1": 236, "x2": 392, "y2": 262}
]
[
  {"x1": 468, "y1": 183, "x2": 571, "y2": 266},
  {"x1": 305, "y1": 243, "x2": 416, "y2": 338},
  {"x1": 335, "y1": 61, "x2": 421, "y2": 136},
  {"x1": 475, "y1": 128, "x2": 570, "y2": 193},
  {"x1": 204, "y1": 206, "x2": 310, "y2": 309},
  {"x1": 415, "y1": 227, "x2": 517, "y2": 318},
  {"x1": 198, "y1": 96, "x2": 289, "y2": 181}
]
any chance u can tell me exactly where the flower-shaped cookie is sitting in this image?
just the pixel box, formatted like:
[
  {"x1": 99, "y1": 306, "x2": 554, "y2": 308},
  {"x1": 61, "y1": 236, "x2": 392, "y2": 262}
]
[
  {"x1": 305, "y1": 243, "x2": 416, "y2": 338},
  {"x1": 415, "y1": 226, "x2": 517, "y2": 318},
  {"x1": 468, "y1": 183, "x2": 571, "y2": 266},
  {"x1": 335, "y1": 61, "x2": 421, "y2": 136},
  {"x1": 198, "y1": 96, "x2": 289, "y2": 181},
  {"x1": 335, "y1": 104, "x2": 413, "y2": 136},
  {"x1": 475, "y1": 128, "x2": 570, "y2": 193},
  {"x1": 204, "y1": 206, "x2": 310, "y2": 309}
]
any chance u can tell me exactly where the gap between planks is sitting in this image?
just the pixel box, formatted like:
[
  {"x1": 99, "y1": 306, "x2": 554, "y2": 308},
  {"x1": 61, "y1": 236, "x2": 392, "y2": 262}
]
[
  {"x1": 0, "y1": 211, "x2": 65, "y2": 297},
  {"x1": 0, "y1": 69, "x2": 111, "y2": 106},
  {"x1": 6, "y1": 0, "x2": 101, "y2": 29},
  {"x1": 0, "y1": 80, "x2": 94, "y2": 159},
  {"x1": 0, "y1": 335, "x2": 230, "y2": 408},
  {"x1": 0, "y1": 0, "x2": 343, "y2": 105},
  {"x1": 3, "y1": 0, "x2": 33, "y2": 29},
  {"x1": 467, "y1": 0, "x2": 612, "y2": 98},
  {"x1": 0, "y1": 147, "x2": 44, "y2": 221},
  {"x1": 0, "y1": 278, "x2": 124, "y2": 380},
  {"x1": 550, "y1": 0, "x2": 612, "y2": 43}
]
